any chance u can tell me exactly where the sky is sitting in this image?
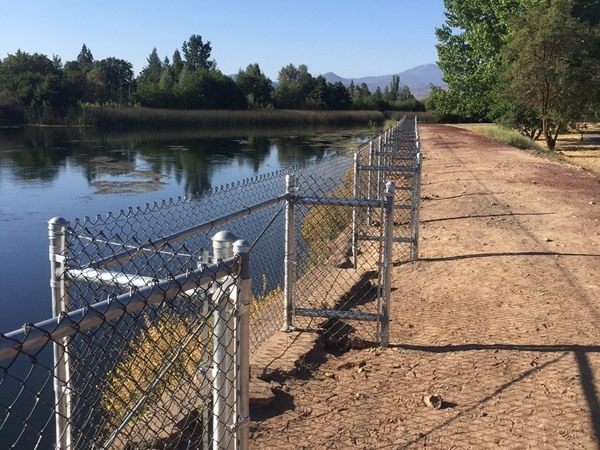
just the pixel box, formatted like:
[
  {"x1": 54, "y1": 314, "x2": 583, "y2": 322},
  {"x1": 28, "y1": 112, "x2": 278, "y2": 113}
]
[{"x1": 0, "y1": 0, "x2": 447, "y2": 80}]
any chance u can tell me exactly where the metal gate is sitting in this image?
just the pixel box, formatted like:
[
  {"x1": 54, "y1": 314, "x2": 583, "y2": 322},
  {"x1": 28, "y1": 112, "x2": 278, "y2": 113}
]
[{"x1": 282, "y1": 117, "x2": 422, "y2": 347}]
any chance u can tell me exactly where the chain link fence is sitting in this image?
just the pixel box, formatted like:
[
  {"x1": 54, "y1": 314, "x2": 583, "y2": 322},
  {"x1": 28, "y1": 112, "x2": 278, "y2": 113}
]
[{"x1": 0, "y1": 117, "x2": 420, "y2": 449}]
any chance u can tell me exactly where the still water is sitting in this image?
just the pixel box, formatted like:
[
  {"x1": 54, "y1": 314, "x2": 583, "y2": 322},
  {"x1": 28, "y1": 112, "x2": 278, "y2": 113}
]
[{"x1": 0, "y1": 125, "x2": 368, "y2": 333}]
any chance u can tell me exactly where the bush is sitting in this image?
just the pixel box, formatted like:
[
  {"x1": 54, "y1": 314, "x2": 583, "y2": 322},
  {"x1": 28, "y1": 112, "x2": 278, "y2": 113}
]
[{"x1": 0, "y1": 91, "x2": 25, "y2": 125}]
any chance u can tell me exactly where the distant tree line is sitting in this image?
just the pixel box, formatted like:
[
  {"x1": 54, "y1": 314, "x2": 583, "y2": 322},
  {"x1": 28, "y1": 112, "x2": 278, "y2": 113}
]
[
  {"x1": 0, "y1": 34, "x2": 424, "y2": 125},
  {"x1": 430, "y1": 0, "x2": 600, "y2": 149}
]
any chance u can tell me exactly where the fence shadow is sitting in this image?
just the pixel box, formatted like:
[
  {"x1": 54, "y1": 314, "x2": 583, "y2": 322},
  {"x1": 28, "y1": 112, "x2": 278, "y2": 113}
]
[{"x1": 421, "y1": 251, "x2": 600, "y2": 263}]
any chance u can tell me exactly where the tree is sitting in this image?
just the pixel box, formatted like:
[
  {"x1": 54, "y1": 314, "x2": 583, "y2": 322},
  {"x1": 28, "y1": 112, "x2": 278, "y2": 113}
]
[
  {"x1": 138, "y1": 48, "x2": 163, "y2": 85},
  {"x1": 171, "y1": 49, "x2": 184, "y2": 81},
  {"x1": 499, "y1": 0, "x2": 600, "y2": 149},
  {"x1": 175, "y1": 68, "x2": 245, "y2": 109},
  {"x1": 388, "y1": 74, "x2": 400, "y2": 101},
  {"x1": 235, "y1": 63, "x2": 273, "y2": 108},
  {"x1": 434, "y1": 0, "x2": 525, "y2": 120},
  {"x1": 273, "y1": 64, "x2": 314, "y2": 108},
  {"x1": 77, "y1": 44, "x2": 94, "y2": 71},
  {"x1": 87, "y1": 57, "x2": 134, "y2": 104},
  {"x1": 182, "y1": 34, "x2": 214, "y2": 71},
  {"x1": 0, "y1": 51, "x2": 69, "y2": 119}
]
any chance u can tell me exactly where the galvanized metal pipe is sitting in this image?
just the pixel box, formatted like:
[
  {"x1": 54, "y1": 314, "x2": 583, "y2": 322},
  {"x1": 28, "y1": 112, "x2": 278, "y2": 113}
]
[
  {"x1": 352, "y1": 152, "x2": 360, "y2": 268},
  {"x1": 233, "y1": 239, "x2": 251, "y2": 450},
  {"x1": 212, "y1": 231, "x2": 237, "y2": 450},
  {"x1": 412, "y1": 151, "x2": 423, "y2": 261},
  {"x1": 283, "y1": 174, "x2": 296, "y2": 332},
  {"x1": 0, "y1": 258, "x2": 238, "y2": 361},
  {"x1": 49, "y1": 217, "x2": 72, "y2": 450},
  {"x1": 91, "y1": 195, "x2": 286, "y2": 270},
  {"x1": 381, "y1": 182, "x2": 395, "y2": 348}
]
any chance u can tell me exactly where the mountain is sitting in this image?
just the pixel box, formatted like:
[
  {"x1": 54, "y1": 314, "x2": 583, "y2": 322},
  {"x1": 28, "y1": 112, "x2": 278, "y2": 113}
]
[{"x1": 322, "y1": 63, "x2": 446, "y2": 100}]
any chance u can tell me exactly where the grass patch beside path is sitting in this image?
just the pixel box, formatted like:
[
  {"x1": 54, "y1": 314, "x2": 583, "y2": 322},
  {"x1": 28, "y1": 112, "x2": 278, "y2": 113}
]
[
  {"x1": 453, "y1": 124, "x2": 545, "y2": 152},
  {"x1": 451, "y1": 123, "x2": 600, "y2": 176}
]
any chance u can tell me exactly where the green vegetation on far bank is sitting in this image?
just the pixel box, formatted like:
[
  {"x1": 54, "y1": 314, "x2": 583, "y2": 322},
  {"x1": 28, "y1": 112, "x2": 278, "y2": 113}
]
[
  {"x1": 0, "y1": 34, "x2": 426, "y2": 127},
  {"x1": 83, "y1": 107, "x2": 435, "y2": 129}
]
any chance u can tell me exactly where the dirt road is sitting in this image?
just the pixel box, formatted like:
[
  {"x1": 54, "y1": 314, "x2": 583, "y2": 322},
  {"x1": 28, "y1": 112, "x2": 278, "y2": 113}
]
[{"x1": 250, "y1": 124, "x2": 600, "y2": 449}]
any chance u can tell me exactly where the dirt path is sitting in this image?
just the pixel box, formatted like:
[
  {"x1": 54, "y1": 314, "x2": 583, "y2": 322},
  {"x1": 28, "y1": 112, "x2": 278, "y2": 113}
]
[{"x1": 250, "y1": 124, "x2": 600, "y2": 449}]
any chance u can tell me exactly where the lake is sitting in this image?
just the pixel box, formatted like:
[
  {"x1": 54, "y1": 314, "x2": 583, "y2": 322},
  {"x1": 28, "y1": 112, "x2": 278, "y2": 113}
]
[{"x1": 0, "y1": 125, "x2": 369, "y2": 333}]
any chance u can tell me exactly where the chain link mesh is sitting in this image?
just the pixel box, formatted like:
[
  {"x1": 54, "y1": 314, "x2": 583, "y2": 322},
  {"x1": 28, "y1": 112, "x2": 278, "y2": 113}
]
[{"x1": 0, "y1": 118, "x2": 421, "y2": 449}]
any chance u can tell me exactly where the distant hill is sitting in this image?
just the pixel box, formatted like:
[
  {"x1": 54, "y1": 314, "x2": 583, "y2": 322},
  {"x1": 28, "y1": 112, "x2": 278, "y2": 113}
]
[{"x1": 322, "y1": 63, "x2": 446, "y2": 100}]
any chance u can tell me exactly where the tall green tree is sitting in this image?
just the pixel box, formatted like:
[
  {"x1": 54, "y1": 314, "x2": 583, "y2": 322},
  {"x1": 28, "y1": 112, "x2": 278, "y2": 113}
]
[
  {"x1": 499, "y1": 0, "x2": 600, "y2": 149},
  {"x1": 138, "y1": 48, "x2": 163, "y2": 85},
  {"x1": 235, "y1": 63, "x2": 273, "y2": 108},
  {"x1": 182, "y1": 34, "x2": 214, "y2": 71},
  {"x1": 387, "y1": 74, "x2": 400, "y2": 101},
  {"x1": 0, "y1": 51, "x2": 70, "y2": 120},
  {"x1": 171, "y1": 49, "x2": 184, "y2": 81},
  {"x1": 77, "y1": 44, "x2": 94, "y2": 71},
  {"x1": 87, "y1": 57, "x2": 133, "y2": 104},
  {"x1": 434, "y1": 0, "x2": 526, "y2": 120},
  {"x1": 274, "y1": 64, "x2": 315, "y2": 108},
  {"x1": 175, "y1": 68, "x2": 245, "y2": 109}
]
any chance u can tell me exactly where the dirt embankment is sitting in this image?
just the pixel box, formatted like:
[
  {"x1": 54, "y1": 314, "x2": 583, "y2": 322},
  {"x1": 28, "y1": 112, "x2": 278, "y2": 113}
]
[{"x1": 250, "y1": 124, "x2": 600, "y2": 449}]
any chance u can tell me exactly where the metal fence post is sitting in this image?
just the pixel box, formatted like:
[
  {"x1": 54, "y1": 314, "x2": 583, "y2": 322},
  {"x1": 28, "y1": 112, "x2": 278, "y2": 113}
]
[
  {"x1": 381, "y1": 182, "x2": 395, "y2": 348},
  {"x1": 377, "y1": 135, "x2": 382, "y2": 201},
  {"x1": 49, "y1": 217, "x2": 72, "y2": 450},
  {"x1": 233, "y1": 239, "x2": 251, "y2": 450},
  {"x1": 352, "y1": 152, "x2": 360, "y2": 268},
  {"x1": 367, "y1": 139, "x2": 373, "y2": 223},
  {"x1": 212, "y1": 230, "x2": 237, "y2": 450},
  {"x1": 283, "y1": 174, "x2": 296, "y2": 332},
  {"x1": 411, "y1": 152, "x2": 422, "y2": 261}
]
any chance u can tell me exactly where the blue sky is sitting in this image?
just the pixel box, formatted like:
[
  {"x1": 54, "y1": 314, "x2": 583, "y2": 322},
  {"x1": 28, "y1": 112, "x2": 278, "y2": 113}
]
[{"x1": 0, "y1": 0, "x2": 446, "y2": 79}]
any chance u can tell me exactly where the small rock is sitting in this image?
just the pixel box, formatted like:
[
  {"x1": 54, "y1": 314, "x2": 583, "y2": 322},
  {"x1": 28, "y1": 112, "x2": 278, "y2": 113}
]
[
  {"x1": 271, "y1": 381, "x2": 283, "y2": 389},
  {"x1": 350, "y1": 336, "x2": 367, "y2": 349},
  {"x1": 590, "y1": 201, "x2": 596, "y2": 205},
  {"x1": 545, "y1": 238, "x2": 553, "y2": 242},
  {"x1": 300, "y1": 406, "x2": 313, "y2": 415},
  {"x1": 532, "y1": 180, "x2": 537, "y2": 184},
  {"x1": 423, "y1": 393, "x2": 443, "y2": 410}
]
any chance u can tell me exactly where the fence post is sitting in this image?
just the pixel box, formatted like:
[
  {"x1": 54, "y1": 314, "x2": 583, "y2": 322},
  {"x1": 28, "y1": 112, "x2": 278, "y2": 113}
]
[
  {"x1": 377, "y1": 135, "x2": 382, "y2": 201},
  {"x1": 367, "y1": 139, "x2": 373, "y2": 223},
  {"x1": 352, "y1": 152, "x2": 360, "y2": 268},
  {"x1": 49, "y1": 217, "x2": 72, "y2": 450},
  {"x1": 411, "y1": 152, "x2": 422, "y2": 261},
  {"x1": 212, "y1": 230, "x2": 237, "y2": 450},
  {"x1": 283, "y1": 174, "x2": 296, "y2": 332},
  {"x1": 381, "y1": 182, "x2": 395, "y2": 348},
  {"x1": 233, "y1": 239, "x2": 251, "y2": 450}
]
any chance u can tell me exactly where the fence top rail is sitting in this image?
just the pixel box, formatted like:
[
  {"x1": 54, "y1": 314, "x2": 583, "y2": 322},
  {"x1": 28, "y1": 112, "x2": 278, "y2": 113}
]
[
  {"x1": 0, "y1": 256, "x2": 240, "y2": 362},
  {"x1": 88, "y1": 194, "x2": 287, "y2": 270},
  {"x1": 295, "y1": 196, "x2": 382, "y2": 208}
]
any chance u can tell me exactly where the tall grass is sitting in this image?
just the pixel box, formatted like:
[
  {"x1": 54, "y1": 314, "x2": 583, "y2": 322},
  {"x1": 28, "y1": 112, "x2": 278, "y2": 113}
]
[
  {"x1": 84, "y1": 107, "x2": 387, "y2": 129},
  {"x1": 464, "y1": 124, "x2": 545, "y2": 152}
]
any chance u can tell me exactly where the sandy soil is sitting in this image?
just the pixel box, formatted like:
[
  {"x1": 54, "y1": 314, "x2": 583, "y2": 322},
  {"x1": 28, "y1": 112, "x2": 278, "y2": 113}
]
[{"x1": 249, "y1": 124, "x2": 600, "y2": 449}]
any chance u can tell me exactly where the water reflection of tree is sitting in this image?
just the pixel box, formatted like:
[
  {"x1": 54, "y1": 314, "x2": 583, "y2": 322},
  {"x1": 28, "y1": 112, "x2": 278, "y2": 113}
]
[{"x1": 0, "y1": 126, "x2": 367, "y2": 194}]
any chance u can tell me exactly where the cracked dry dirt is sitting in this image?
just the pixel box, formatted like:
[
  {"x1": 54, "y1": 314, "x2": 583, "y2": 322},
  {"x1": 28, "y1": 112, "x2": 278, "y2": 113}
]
[{"x1": 249, "y1": 124, "x2": 600, "y2": 449}]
